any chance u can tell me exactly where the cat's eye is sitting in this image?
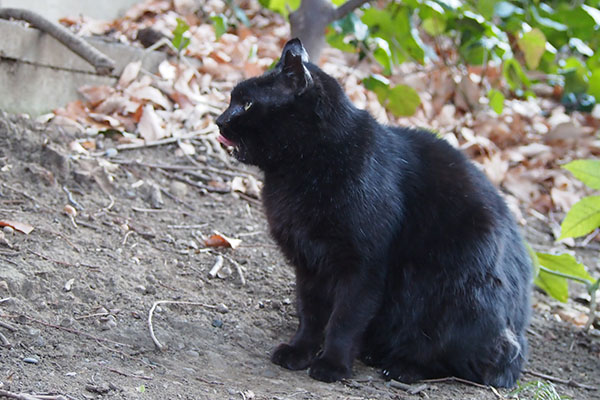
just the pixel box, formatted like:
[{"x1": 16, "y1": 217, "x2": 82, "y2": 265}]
[{"x1": 244, "y1": 101, "x2": 253, "y2": 111}]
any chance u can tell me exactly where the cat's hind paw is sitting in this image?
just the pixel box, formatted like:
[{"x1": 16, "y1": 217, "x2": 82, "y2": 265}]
[
  {"x1": 271, "y1": 343, "x2": 315, "y2": 371},
  {"x1": 309, "y1": 358, "x2": 351, "y2": 383}
]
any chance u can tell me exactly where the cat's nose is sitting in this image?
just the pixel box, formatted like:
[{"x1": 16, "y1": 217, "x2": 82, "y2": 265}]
[{"x1": 215, "y1": 114, "x2": 226, "y2": 130}]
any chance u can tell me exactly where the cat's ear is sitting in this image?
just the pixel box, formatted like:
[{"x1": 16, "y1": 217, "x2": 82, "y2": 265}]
[
  {"x1": 281, "y1": 38, "x2": 310, "y2": 63},
  {"x1": 281, "y1": 39, "x2": 313, "y2": 94}
]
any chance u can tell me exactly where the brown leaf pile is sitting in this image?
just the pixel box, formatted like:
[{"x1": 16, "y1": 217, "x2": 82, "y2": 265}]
[{"x1": 51, "y1": 0, "x2": 600, "y2": 235}]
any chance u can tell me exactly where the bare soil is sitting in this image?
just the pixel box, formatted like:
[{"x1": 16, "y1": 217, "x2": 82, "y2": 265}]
[{"x1": 0, "y1": 112, "x2": 598, "y2": 400}]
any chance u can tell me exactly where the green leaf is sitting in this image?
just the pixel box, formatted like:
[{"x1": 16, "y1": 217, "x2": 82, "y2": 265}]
[
  {"x1": 534, "y1": 252, "x2": 595, "y2": 302},
  {"x1": 361, "y1": 6, "x2": 425, "y2": 64},
  {"x1": 478, "y1": 0, "x2": 498, "y2": 20},
  {"x1": 386, "y1": 85, "x2": 421, "y2": 117},
  {"x1": 534, "y1": 269, "x2": 569, "y2": 302},
  {"x1": 363, "y1": 74, "x2": 390, "y2": 104},
  {"x1": 503, "y1": 58, "x2": 531, "y2": 91},
  {"x1": 210, "y1": 14, "x2": 228, "y2": 40},
  {"x1": 172, "y1": 18, "x2": 190, "y2": 51},
  {"x1": 537, "y1": 253, "x2": 595, "y2": 283},
  {"x1": 560, "y1": 196, "x2": 600, "y2": 239},
  {"x1": 561, "y1": 57, "x2": 590, "y2": 95},
  {"x1": 589, "y1": 68, "x2": 600, "y2": 102},
  {"x1": 564, "y1": 160, "x2": 600, "y2": 190},
  {"x1": 517, "y1": 28, "x2": 546, "y2": 70},
  {"x1": 373, "y1": 38, "x2": 392, "y2": 75},
  {"x1": 260, "y1": 0, "x2": 300, "y2": 17},
  {"x1": 488, "y1": 89, "x2": 504, "y2": 114},
  {"x1": 423, "y1": 15, "x2": 447, "y2": 36}
]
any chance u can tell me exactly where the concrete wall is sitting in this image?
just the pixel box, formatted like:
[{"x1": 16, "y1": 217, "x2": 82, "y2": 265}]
[
  {"x1": 1, "y1": 0, "x2": 142, "y2": 22},
  {"x1": 0, "y1": 19, "x2": 166, "y2": 115}
]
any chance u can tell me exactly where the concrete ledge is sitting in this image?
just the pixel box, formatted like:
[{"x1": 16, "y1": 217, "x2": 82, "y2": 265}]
[{"x1": 0, "y1": 19, "x2": 167, "y2": 115}]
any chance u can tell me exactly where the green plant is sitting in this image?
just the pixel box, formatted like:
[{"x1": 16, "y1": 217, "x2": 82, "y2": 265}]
[
  {"x1": 172, "y1": 17, "x2": 191, "y2": 56},
  {"x1": 261, "y1": 0, "x2": 600, "y2": 117},
  {"x1": 534, "y1": 159, "x2": 600, "y2": 330},
  {"x1": 510, "y1": 379, "x2": 569, "y2": 400}
]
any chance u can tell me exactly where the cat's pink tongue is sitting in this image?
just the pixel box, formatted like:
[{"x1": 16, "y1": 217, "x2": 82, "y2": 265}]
[{"x1": 217, "y1": 135, "x2": 235, "y2": 147}]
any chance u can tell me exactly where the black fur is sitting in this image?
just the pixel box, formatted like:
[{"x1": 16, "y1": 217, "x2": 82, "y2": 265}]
[{"x1": 216, "y1": 38, "x2": 532, "y2": 387}]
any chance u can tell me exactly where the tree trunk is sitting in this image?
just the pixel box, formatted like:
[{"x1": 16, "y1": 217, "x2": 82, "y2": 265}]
[{"x1": 289, "y1": 0, "x2": 371, "y2": 63}]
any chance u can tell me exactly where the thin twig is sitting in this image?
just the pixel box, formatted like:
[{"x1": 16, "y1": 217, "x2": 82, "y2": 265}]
[
  {"x1": 131, "y1": 207, "x2": 191, "y2": 214},
  {"x1": 148, "y1": 300, "x2": 217, "y2": 350},
  {"x1": 208, "y1": 255, "x2": 225, "y2": 279},
  {"x1": 0, "y1": 319, "x2": 18, "y2": 331},
  {"x1": 159, "y1": 187, "x2": 196, "y2": 211},
  {"x1": 167, "y1": 224, "x2": 208, "y2": 229},
  {"x1": 0, "y1": 331, "x2": 11, "y2": 347},
  {"x1": 110, "y1": 127, "x2": 215, "y2": 152},
  {"x1": 1, "y1": 183, "x2": 53, "y2": 212},
  {"x1": 74, "y1": 312, "x2": 110, "y2": 320},
  {"x1": 4, "y1": 314, "x2": 134, "y2": 349},
  {"x1": 388, "y1": 381, "x2": 428, "y2": 395},
  {"x1": 108, "y1": 368, "x2": 153, "y2": 381},
  {"x1": 62, "y1": 186, "x2": 84, "y2": 211},
  {"x1": 0, "y1": 389, "x2": 68, "y2": 400},
  {"x1": 222, "y1": 254, "x2": 246, "y2": 286},
  {"x1": 0, "y1": 8, "x2": 114, "y2": 75},
  {"x1": 524, "y1": 369, "x2": 598, "y2": 391},
  {"x1": 27, "y1": 249, "x2": 99, "y2": 269},
  {"x1": 421, "y1": 376, "x2": 490, "y2": 390}
]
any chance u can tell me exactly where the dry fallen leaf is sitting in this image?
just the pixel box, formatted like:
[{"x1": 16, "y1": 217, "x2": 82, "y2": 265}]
[
  {"x1": 204, "y1": 232, "x2": 242, "y2": 249},
  {"x1": 0, "y1": 220, "x2": 34, "y2": 234},
  {"x1": 119, "y1": 61, "x2": 142, "y2": 88},
  {"x1": 138, "y1": 104, "x2": 166, "y2": 142}
]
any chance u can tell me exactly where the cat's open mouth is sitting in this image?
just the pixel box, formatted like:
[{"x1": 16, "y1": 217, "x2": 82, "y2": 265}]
[{"x1": 217, "y1": 134, "x2": 237, "y2": 153}]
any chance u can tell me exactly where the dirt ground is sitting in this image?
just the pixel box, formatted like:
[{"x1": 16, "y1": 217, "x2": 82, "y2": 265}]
[{"x1": 0, "y1": 111, "x2": 598, "y2": 400}]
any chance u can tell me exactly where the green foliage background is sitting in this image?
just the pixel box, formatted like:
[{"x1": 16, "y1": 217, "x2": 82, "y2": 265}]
[{"x1": 258, "y1": 0, "x2": 600, "y2": 117}]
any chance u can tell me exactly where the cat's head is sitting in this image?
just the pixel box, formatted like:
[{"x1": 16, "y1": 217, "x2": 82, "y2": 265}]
[{"x1": 215, "y1": 38, "x2": 333, "y2": 168}]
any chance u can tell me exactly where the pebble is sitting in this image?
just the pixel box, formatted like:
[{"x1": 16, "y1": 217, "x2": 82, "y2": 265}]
[
  {"x1": 186, "y1": 350, "x2": 200, "y2": 358},
  {"x1": 170, "y1": 181, "x2": 188, "y2": 198},
  {"x1": 217, "y1": 303, "x2": 229, "y2": 314},
  {"x1": 23, "y1": 357, "x2": 39, "y2": 364},
  {"x1": 100, "y1": 315, "x2": 118, "y2": 331},
  {"x1": 104, "y1": 148, "x2": 118, "y2": 157},
  {"x1": 212, "y1": 318, "x2": 223, "y2": 328},
  {"x1": 3, "y1": 226, "x2": 14, "y2": 235}
]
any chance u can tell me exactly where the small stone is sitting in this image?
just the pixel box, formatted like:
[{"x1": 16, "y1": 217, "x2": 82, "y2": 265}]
[
  {"x1": 282, "y1": 298, "x2": 291, "y2": 305},
  {"x1": 186, "y1": 350, "x2": 200, "y2": 358},
  {"x1": 23, "y1": 357, "x2": 39, "y2": 364},
  {"x1": 135, "y1": 285, "x2": 147, "y2": 293},
  {"x1": 28, "y1": 328, "x2": 41, "y2": 336},
  {"x1": 60, "y1": 318, "x2": 75, "y2": 327},
  {"x1": 170, "y1": 181, "x2": 188, "y2": 198},
  {"x1": 34, "y1": 335, "x2": 46, "y2": 347},
  {"x1": 3, "y1": 226, "x2": 14, "y2": 235},
  {"x1": 104, "y1": 148, "x2": 118, "y2": 157},
  {"x1": 217, "y1": 265, "x2": 232, "y2": 279},
  {"x1": 217, "y1": 303, "x2": 229, "y2": 314},
  {"x1": 64, "y1": 278, "x2": 75, "y2": 292},
  {"x1": 100, "y1": 315, "x2": 117, "y2": 331},
  {"x1": 212, "y1": 319, "x2": 223, "y2": 328}
]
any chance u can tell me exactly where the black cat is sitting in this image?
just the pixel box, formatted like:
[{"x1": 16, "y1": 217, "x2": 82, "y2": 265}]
[{"x1": 216, "y1": 38, "x2": 531, "y2": 387}]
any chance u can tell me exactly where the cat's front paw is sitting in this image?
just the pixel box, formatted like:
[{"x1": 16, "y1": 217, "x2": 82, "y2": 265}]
[
  {"x1": 271, "y1": 343, "x2": 315, "y2": 370},
  {"x1": 382, "y1": 365, "x2": 425, "y2": 383},
  {"x1": 309, "y1": 357, "x2": 351, "y2": 383}
]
